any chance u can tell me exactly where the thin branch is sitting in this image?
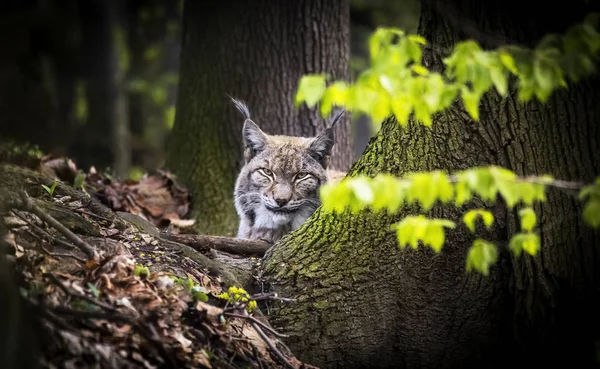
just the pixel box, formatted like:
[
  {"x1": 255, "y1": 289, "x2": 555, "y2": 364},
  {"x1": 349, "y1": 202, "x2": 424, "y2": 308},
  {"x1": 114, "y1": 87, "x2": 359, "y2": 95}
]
[
  {"x1": 38, "y1": 242, "x2": 85, "y2": 263},
  {"x1": 73, "y1": 208, "x2": 115, "y2": 223},
  {"x1": 11, "y1": 210, "x2": 79, "y2": 251},
  {"x1": 249, "y1": 321, "x2": 295, "y2": 369},
  {"x1": 16, "y1": 190, "x2": 97, "y2": 259},
  {"x1": 249, "y1": 292, "x2": 296, "y2": 303},
  {"x1": 11, "y1": 225, "x2": 86, "y2": 263},
  {"x1": 224, "y1": 312, "x2": 289, "y2": 338},
  {"x1": 44, "y1": 273, "x2": 116, "y2": 312},
  {"x1": 519, "y1": 176, "x2": 587, "y2": 190}
]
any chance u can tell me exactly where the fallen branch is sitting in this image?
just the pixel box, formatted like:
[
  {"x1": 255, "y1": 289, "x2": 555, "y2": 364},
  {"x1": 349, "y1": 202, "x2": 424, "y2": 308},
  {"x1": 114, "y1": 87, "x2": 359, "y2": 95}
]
[
  {"x1": 161, "y1": 233, "x2": 271, "y2": 257},
  {"x1": 16, "y1": 190, "x2": 97, "y2": 259},
  {"x1": 250, "y1": 320, "x2": 295, "y2": 369},
  {"x1": 11, "y1": 211, "x2": 85, "y2": 263},
  {"x1": 224, "y1": 312, "x2": 289, "y2": 338}
]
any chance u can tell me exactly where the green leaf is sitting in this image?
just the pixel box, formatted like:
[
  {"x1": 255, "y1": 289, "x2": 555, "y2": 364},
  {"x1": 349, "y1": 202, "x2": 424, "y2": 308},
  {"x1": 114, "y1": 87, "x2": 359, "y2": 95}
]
[
  {"x1": 407, "y1": 38, "x2": 423, "y2": 64},
  {"x1": 414, "y1": 102, "x2": 432, "y2": 127},
  {"x1": 408, "y1": 34, "x2": 427, "y2": 45},
  {"x1": 425, "y1": 224, "x2": 445, "y2": 252},
  {"x1": 41, "y1": 182, "x2": 57, "y2": 197},
  {"x1": 349, "y1": 177, "x2": 375, "y2": 205},
  {"x1": 407, "y1": 173, "x2": 436, "y2": 210},
  {"x1": 510, "y1": 232, "x2": 540, "y2": 257},
  {"x1": 391, "y1": 96, "x2": 412, "y2": 126},
  {"x1": 320, "y1": 81, "x2": 348, "y2": 117},
  {"x1": 370, "y1": 97, "x2": 391, "y2": 126},
  {"x1": 295, "y1": 74, "x2": 327, "y2": 108},
  {"x1": 460, "y1": 86, "x2": 480, "y2": 120},
  {"x1": 439, "y1": 84, "x2": 458, "y2": 109},
  {"x1": 582, "y1": 199, "x2": 600, "y2": 228},
  {"x1": 434, "y1": 172, "x2": 454, "y2": 203},
  {"x1": 463, "y1": 209, "x2": 494, "y2": 232},
  {"x1": 466, "y1": 239, "x2": 498, "y2": 276},
  {"x1": 518, "y1": 207, "x2": 537, "y2": 231},
  {"x1": 412, "y1": 65, "x2": 429, "y2": 76},
  {"x1": 393, "y1": 216, "x2": 455, "y2": 252},
  {"x1": 369, "y1": 28, "x2": 386, "y2": 63},
  {"x1": 490, "y1": 67, "x2": 509, "y2": 96},
  {"x1": 455, "y1": 180, "x2": 473, "y2": 206},
  {"x1": 509, "y1": 233, "x2": 525, "y2": 257},
  {"x1": 522, "y1": 233, "x2": 540, "y2": 256},
  {"x1": 500, "y1": 51, "x2": 518, "y2": 74},
  {"x1": 41, "y1": 184, "x2": 51, "y2": 195}
]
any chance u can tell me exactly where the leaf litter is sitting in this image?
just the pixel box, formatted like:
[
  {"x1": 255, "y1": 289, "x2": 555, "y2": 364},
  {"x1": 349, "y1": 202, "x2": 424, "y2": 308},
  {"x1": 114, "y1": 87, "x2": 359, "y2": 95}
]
[{"x1": 0, "y1": 153, "x2": 314, "y2": 368}]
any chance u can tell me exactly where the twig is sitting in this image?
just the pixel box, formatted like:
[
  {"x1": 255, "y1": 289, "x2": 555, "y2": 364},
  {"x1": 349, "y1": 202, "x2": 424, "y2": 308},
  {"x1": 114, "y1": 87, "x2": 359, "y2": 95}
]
[
  {"x1": 224, "y1": 312, "x2": 289, "y2": 338},
  {"x1": 48, "y1": 306, "x2": 178, "y2": 369},
  {"x1": 161, "y1": 233, "x2": 271, "y2": 257},
  {"x1": 249, "y1": 292, "x2": 296, "y2": 303},
  {"x1": 10, "y1": 210, "x2": 79, "y2": 251},
  {"x1": 39, "y1": 243, "x2": 85, "y2": 263},
  {"x1": 11, "y1": 224, "x2": 86, "y2": 263},
  {"x1": 44, "y1": 273, "x2": 116, "y2": 312},
  {"x1": 73, "y1": 208, "x2": 115, "y2": 223},
  {"x1": 16, "y1": 190, "x2": 97, "y2": 259},
  {"x1": 519, "y1": 176, "x2": 587, "y2": 190},
  {"x1": 249, "y1": 321, "x2": 295, "y2": 369}
]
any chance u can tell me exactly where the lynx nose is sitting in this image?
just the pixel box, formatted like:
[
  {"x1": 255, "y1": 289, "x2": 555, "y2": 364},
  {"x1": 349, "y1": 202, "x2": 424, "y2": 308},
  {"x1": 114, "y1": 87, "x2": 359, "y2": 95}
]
[{"x1": 274, "y1": 197, "x2": 290, "y2": 207}]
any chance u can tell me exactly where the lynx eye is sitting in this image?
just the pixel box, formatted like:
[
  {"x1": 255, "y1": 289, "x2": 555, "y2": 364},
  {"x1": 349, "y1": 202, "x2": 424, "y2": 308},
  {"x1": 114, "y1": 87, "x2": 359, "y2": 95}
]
[
  {"x1": 257, "y1": 168, "x2": 274, "y2": 178},
  {"x1": 295, "y1": 172, "x2": 311, "y2": 181}
]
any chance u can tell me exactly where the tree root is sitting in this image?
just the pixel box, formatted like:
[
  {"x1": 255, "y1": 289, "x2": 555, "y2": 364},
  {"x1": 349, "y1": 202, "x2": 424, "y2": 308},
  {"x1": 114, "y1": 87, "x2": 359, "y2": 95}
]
[{"x1": 161, "y1": 233, "x2": 271, "y2": 257}]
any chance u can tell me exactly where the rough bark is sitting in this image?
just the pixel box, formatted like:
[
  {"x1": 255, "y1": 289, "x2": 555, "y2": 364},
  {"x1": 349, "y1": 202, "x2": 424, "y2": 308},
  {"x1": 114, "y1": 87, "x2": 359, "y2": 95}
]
[
  {"x1": 262, "y1": 1, "x2": 600, "y2": 368},
  {"x1": 166, "y1": 0, "x2": 352, "y2": 236}
]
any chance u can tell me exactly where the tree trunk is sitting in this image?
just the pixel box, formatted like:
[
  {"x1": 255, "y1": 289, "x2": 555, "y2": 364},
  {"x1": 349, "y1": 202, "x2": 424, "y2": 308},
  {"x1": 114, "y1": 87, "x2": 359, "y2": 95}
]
[
  {"x1": 165, "y1": 0, "x2": 352, "y2": 236},
  {"x1": 262, "y1": 0, "x2": 600, "y2": 368},
  {"x1": 74, "y1": 0, "x2": 130, "y2": 176}
]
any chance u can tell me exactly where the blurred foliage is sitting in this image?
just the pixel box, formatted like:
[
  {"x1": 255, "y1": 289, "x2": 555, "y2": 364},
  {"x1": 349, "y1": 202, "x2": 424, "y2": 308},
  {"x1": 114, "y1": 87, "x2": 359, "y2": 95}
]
[
  {"x1": 349, "y1": 0, "x2": 420, "y2": 78},
  {"x1": 114, "y1": 26, "x2": 131, "y2": 73},
  {"x1": 75, "y1": 81, "x2": 88, "y2": 123},
  {"x1": 126, "y1": 0, "x2": 181, "y2": 178}
]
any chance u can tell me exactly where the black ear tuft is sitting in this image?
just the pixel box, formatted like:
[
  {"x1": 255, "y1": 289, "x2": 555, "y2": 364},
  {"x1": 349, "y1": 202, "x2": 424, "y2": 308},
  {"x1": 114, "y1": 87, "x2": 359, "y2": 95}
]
[
  {"x1": 229, "y1": 95, "x2": 251, "y2": 120},
  {"x1": 308, "y1": 127, "x2": 334, "y2": 167}
]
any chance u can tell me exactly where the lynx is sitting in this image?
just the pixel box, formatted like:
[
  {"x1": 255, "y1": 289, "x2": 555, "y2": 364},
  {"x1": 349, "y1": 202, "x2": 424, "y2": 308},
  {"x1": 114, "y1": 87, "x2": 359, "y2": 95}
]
[{"x1": 231, "y1": 97, "x2": 345, "y2": 244}]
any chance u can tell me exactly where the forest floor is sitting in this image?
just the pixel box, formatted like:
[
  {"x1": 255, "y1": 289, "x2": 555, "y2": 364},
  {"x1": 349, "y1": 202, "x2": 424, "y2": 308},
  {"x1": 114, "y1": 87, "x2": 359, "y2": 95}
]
[{"x1": 0, "y1": 148, "x2": 312, "y2": 369}]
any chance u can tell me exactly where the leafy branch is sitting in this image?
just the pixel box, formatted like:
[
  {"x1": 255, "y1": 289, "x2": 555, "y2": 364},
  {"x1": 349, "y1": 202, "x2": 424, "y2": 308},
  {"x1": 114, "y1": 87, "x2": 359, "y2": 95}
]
[
  {"x1": 295, "y1": 14, "x2": 600, "y2": 276},
  {"x1": 319, "y1": 167, "x2": 600, "y2": 275},
  {"x1": 295, "y1": 13, "x2": 600, "y2": 130}
]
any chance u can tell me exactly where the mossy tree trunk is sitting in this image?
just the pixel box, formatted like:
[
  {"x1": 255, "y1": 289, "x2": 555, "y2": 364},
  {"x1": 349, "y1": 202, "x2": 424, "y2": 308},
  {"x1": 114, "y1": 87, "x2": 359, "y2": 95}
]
[
  {"x1": 166, "y1": 0, "x2": 352, "y2": 236},
  {"x1": 262, "y1": 0, "x2": 600, "y2": 368}
]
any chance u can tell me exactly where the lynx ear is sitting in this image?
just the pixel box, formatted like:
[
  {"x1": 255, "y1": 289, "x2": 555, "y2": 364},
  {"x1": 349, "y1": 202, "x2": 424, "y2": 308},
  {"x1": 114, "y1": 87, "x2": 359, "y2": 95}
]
[
  {"x1": 308, "y1": 127, "x2": 334, "y2": 168},
  {"x1": 243, "y1": 119, "x2": 268, "y2": 162}
]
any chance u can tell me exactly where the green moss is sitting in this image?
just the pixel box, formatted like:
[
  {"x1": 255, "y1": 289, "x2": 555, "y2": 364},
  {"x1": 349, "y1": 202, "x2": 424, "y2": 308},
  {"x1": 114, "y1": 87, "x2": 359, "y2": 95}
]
[{"x1": 313, "y1": 300, "x2": 330, "y2": 309}]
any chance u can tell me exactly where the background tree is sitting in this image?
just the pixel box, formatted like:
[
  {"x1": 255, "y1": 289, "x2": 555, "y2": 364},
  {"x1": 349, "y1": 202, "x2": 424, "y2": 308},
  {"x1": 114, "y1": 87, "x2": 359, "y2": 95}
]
[
  {"x1": 260, "y1": 0, "x2": 600, "y2": 368},
  {"x1": 165, "y1": 0, "x2": 353, "y2": 236}
]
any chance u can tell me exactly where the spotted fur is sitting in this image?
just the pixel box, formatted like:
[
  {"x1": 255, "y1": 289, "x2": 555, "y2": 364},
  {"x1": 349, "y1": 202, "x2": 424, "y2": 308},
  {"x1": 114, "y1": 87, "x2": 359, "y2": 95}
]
[{"x1": 231, "y1": 97, "x2": 345, "y2": 244}]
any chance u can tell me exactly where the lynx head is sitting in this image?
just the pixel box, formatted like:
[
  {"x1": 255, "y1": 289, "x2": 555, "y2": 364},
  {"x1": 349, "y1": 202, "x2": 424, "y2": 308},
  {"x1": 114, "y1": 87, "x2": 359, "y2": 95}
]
[{"x1": 231, "y1": 97, "x2": 339, "y2": 243}]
